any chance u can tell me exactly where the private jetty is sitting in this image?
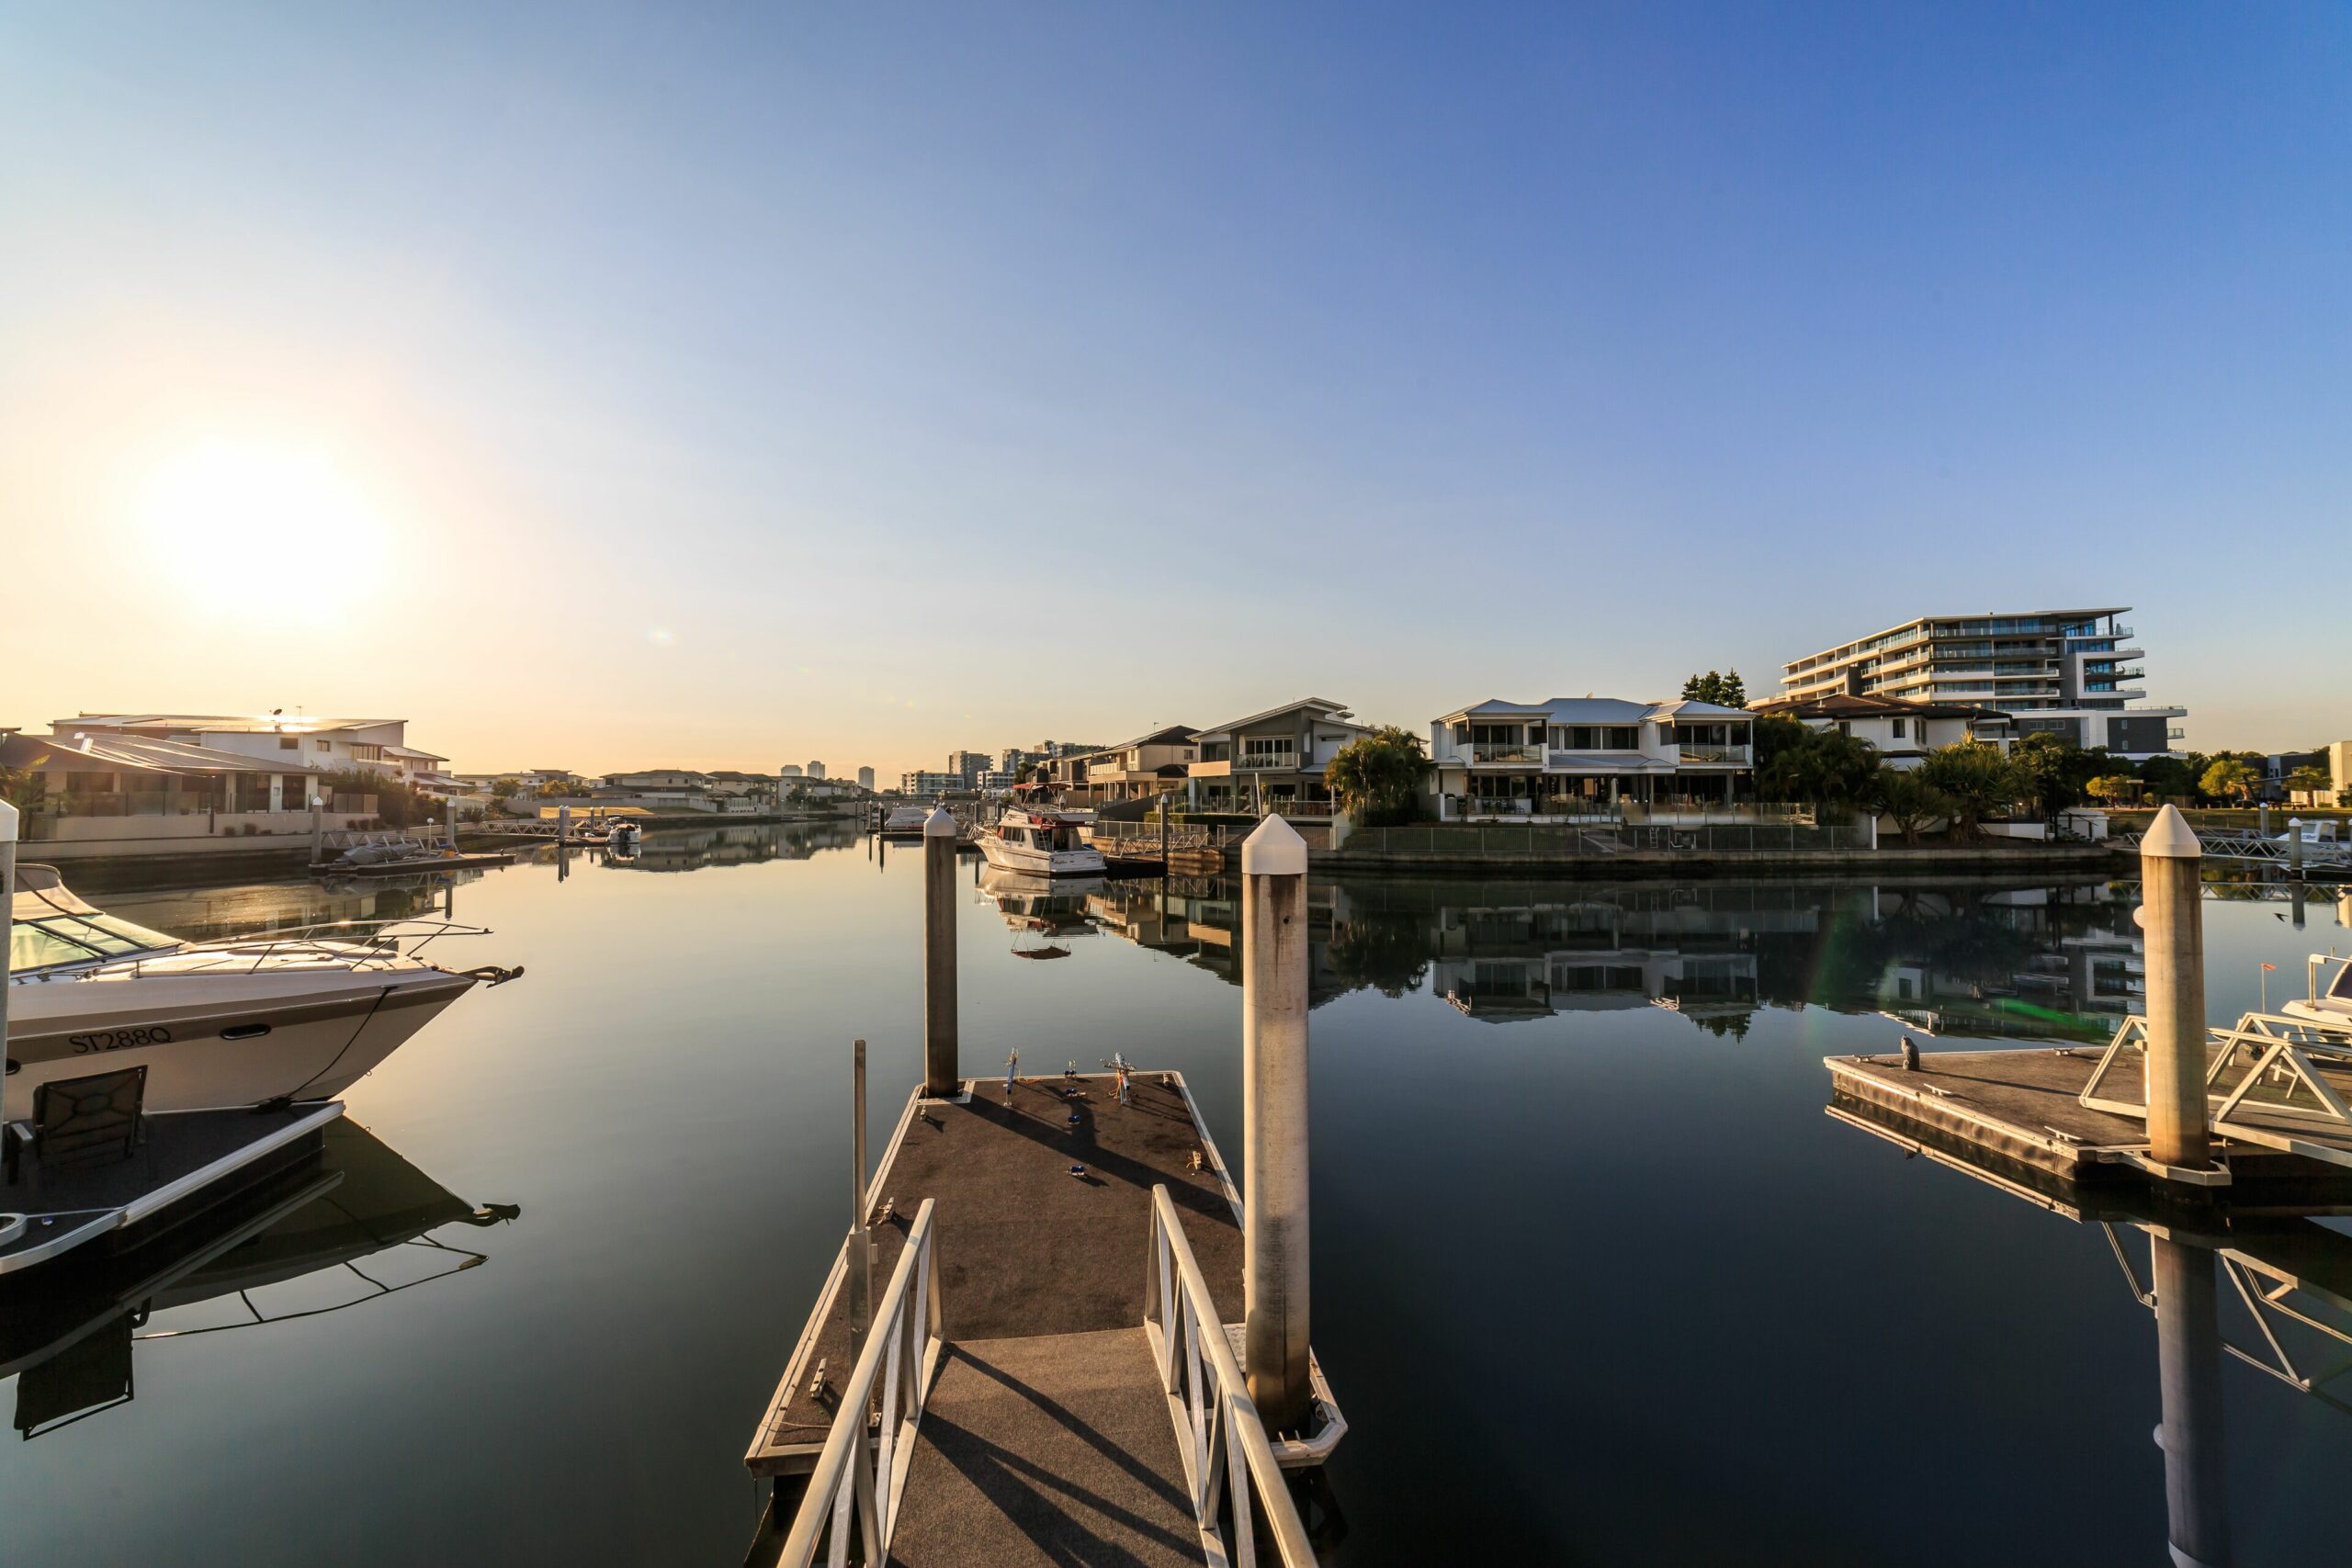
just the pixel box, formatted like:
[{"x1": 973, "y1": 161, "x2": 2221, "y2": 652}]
[{"x1": 744, "y1": 810, "x2": 1340, "y2": 1567}]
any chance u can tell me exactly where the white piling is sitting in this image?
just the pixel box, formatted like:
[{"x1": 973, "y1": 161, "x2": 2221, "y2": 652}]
[
  {"x1": 2140, "y1": 806, "x2": 2211, "y2": 1170},
  {"x1": 2152, "y1": 1234, "x2": 2232, "y2": 1568},
  {"x1": 1240, "y1": 815, "x2": 1313, "y2": 1432},
  {"x1": 2288, "y1": 818, "x2": 2303, "y2": 877},
  {"x1": 922, "y1": 807, "x2": 959, "y2": 1097},
  {"x1": 310, "y1": 794, "x2": 324, "y2": 863},
  {"x1": 448, "y1": 799, "x2": 460, "y2": 851},
  {"x1": 558, "y1": 805, "x2": 571, "y2": 847},
  {"x1": 847, "y1": 1038, "x2": 872, "y2": 1365}
]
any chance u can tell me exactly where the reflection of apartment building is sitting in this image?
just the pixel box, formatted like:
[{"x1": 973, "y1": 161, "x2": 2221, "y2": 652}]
[
  {"x1": 1184, "y1": 698, "x2": 1371, "y2": 816},
  {"x1": 1780, "y1": 606, "x2": 2184, "y2": 759},
  {"x1": 1426, "y1": 697, "x2": 1754, "y2": 819},
  {"x1": 1749, "y1": 693, "x2": 2005, "y2": 768}
]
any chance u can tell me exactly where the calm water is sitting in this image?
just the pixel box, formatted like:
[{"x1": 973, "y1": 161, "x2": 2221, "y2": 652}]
[{"x1": 6, "y1": 826, "x2": 2350, "y2": 1564}]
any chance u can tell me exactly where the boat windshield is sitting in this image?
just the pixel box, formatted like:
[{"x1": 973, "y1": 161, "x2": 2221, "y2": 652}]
[{"x1": 11, "y1": 911, "x2": 184, "y2": 975}]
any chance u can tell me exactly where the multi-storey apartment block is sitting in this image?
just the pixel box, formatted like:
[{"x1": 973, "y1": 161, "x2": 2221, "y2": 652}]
[{"x1": 1779, "y1": 606, "x2": 2183, "y2": 759}]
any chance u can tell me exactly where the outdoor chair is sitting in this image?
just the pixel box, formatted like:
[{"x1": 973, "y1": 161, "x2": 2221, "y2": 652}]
[{"x1": 4, "y1": 1064, "x2": 149, "y2": 1182}]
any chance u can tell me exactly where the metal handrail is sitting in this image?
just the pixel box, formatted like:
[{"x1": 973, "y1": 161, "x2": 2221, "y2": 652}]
[
  {"x1": 778, "y1": 1199, "x2": 942, "y2": 1568},
  {"x1": 1144, "y1": 1185, "x2": 1317, "y2": 1567}
]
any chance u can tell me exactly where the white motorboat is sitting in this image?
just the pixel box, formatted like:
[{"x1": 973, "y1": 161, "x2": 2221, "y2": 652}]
[
  {"x1": 2283, "y1": 954, "x2": 2352, "y2": 1029},
  {"x1": 878, "y1": 806, "x2": 930, "y2": 838},
  {"x1": 6, "y1": 864, "x2": 516, "y2": 1122},
  {"x1": 977, "y1": 807, "x2": 1106, "y2": 876},
  {"x1": 610, "y1": 819, "x2": 643, "y2": 850}
]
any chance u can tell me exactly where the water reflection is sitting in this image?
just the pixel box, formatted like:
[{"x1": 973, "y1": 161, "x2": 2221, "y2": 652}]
[
  {"x1": 0, "y1": 1121, "x2": 515, "y2": 1440},
  {"x1": 1059, "y1": 874, "x2": 2154, "y2": 1043}
]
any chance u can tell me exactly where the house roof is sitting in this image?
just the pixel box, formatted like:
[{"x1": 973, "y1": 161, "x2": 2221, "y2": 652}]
[
  {"x1": 2, "y1": 732, "x2": 289, "y2": 775},
  {"x1": 1752, "y1": 693, "x2": 2009, "y2": 723},
  {"x1": 59, "y1": 713, "x2": 402, "y2": 736},
  {"x1": 1438, "y1": 696, "x2": 1753, "y2": 724},
  {"x1": 1110, "y1": 724, "x2": 1200, "y2": 750},
  {"x1": 1190, "y1": 698, "x2": 1359, "y2": 740},
  {"x1": 381, "y1": 744, "x2": 450, "y2": 761}
]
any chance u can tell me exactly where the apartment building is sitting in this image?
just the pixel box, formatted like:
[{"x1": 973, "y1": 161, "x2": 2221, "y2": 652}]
[
  {"x1": 1428, "y1": 697, "x2": 1754, "y2": 819},
  {"x1": 1779, "y1": 606, "x2": 2183, "y2": 759}
]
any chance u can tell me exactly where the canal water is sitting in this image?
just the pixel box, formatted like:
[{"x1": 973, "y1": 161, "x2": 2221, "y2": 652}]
[{"x1": 6, "y1": 826, "x2": 2348, "y2": 1564}]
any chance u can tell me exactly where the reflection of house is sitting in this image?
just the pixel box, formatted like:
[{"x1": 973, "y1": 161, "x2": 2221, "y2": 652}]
[
  {"x1": 1749, "y1": 694, "x2": 2006, "y2": 768},
  {"x1": 1184, "y1": 699, "x2": 1370, "y2": 817},
  {"x1": 1427, "y1": 697, "x2": 1754, "y2": 819}
]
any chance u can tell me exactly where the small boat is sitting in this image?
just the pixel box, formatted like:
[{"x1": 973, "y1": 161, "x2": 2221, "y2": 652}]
[
  {"x1": 978, "y1": 807, "x2": 1106, "y2": 876},
  {"x1": 878, "y1": 806, "x2": 931, "y2": 839},
  {"x1": 2283, "y1": 954, "x2": 2352, "y2": 1028},
  {"x1": 610, "y1": 819, "x2": 643, "y2": 850},
  {"x1": 7, "y1": 864, "x2": 519, "y2": 1122}
]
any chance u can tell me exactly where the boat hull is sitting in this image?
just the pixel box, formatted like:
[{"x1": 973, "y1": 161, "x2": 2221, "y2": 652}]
[
  {"x1": 977, "y1": 834, "x2": 1106, "y2": 876},
  {"x1": 5, "y1": 969, "x2": 475, "y2": 1120}
]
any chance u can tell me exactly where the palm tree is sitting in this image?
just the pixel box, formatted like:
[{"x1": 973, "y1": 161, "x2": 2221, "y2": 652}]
[{"x1": 1325, "y1": 727, "x2": 1433, "y2": 826}]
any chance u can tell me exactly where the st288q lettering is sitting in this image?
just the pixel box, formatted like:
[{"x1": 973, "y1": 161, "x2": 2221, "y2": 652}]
[{"x1": 69, "y1": 1026, "x2": 173, "y2": 1055}]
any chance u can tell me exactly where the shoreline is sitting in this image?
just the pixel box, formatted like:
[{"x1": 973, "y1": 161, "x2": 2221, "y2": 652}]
[{"x1": 1311, "y1": 842, "x2": 2135, "y2": 878}]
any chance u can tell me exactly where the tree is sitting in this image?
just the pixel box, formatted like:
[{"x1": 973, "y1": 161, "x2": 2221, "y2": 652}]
[
  {"x1": 1917, "y1": 742, "x2": 2024, "y2": 840},
  {"x1": 1758, "y1": 726, "x2": 1877, "y2": 807},
  {"x1": 1681, "y1": 669, "x2": 1747, "y2": 707},
  {"x1": 1867, "y1": 764, "x2": 1953, "y2": 846},
  {"x1": 2010, "y1": 733, "x2": 2110, "y2": 818},
  {"x1": 536, "y1": 777, "x2": 571, "y2": 797},
  {"x1": 2084, "y1": 773, "x2": 2140, "y2": 806},
  {"x1": 490, "y1": 777, "x2": 521, "y2": 800},
  {"x1": 2136, "y1": 753, "x2": 2195, "y2": 803},
  {"x1": 1325, "y1": 726, "x2": 1433, "y2": 827},
  {"x1": 2199, "y1": 757, "x2": 2257, "y2": 804},
  {"x1": 2286, "y1": 764, "x2": 2331, "y2": 800},
  {"x1": 0, "y1": 766, "x2": 47, "y2": 813}
]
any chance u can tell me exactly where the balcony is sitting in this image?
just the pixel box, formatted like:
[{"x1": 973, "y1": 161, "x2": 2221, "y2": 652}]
[
  {"x1": 1470, "y1": 745, "x2": 1544, "y2": 766},
  {"x1": 1678, "y1": 745, "x2": 1752, "y2": 767},
  {"x1": 1235, "y1": 749, "x2": 1300, "y2": 772}
]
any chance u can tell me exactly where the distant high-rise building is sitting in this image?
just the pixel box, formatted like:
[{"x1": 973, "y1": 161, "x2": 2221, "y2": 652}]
[
  {"x1": 1780, "y1": 604, "x2": 2183, "y2": 759},
  {"x1": 807, "y1": 761, "x2": 825, "y2": 779},
  {"x1": 945, "y1": 749, "x2": 988, "y2": 786},
  {"x1": 778, "y1": 763, "x2": 802, "y2": 777},
  {"x1": 856, "y1": 766, "x2": 876, "y2": 792}
]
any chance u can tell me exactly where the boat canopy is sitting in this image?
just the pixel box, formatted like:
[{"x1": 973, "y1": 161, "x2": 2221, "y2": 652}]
[{"x1": 9, "y1": 864, "x2": 182, "y2": 976}]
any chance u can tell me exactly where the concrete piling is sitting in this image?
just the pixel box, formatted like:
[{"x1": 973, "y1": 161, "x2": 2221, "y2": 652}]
[
  {"x1": 2288, "y1": 819, "x2": 2303, "y2": 877},
  {"x1": 1240, "y1": 815, "x2": 1313, "y2": 1432},
  {"x1": 1, "y1": 801, "x2": 17, "y2": 1067},
  {"x1": 2152, "y1": 1235, "x2": 2231, "y2": 1568},
  {"x1": 310, "y1": 794, "x2": 324, "y2": 862},
  {"x1": 558, "y1": 805, "x2": 571, "y2": 847},
  {"x1": 448, "y1": 800, "x2": 460, "y2": 851},
  {"x1": 2140, "y1": 806, "x2": 2211, "y2": 1170},
  {"x1": 922, "y1": 807, "x2": 960, "y2": 1097}
]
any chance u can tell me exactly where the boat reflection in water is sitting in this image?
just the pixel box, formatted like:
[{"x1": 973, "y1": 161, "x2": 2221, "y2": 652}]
[
  {"x1": 589, "y1": 821, "x2": 859, "y2": 874},
  {"x1": 976, "y1": 864, "x2": 1105, "y2": 959},
  {"x1": 0, "y1": 1120, "x2": 516, "y2": 1440},
  {"x1": 1074, "y1": 874, "x2": 2147, "y2": 1043}
]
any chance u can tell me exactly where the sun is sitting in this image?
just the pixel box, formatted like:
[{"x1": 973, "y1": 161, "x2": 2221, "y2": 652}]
[{"x1": 137, "y1": 440, "x2": 394, "y2": 619}]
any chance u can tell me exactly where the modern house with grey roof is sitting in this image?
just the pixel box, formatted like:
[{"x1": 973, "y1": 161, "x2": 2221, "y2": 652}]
[
  {"x1": 1185, "y1": 698, "x2": 1372, "y2": 816},
  {"x1": 1428, "y1": 696, "x2": 1755, "y2": 819}
]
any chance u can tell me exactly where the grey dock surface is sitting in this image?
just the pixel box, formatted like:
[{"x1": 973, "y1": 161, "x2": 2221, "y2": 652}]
[
  {"x1": 1828, "y1": 1043, "x2": 2352, "y2": 1190},
  {"x1": 747, "y1": 1072, "x2": 1245, "y2": 1475}
]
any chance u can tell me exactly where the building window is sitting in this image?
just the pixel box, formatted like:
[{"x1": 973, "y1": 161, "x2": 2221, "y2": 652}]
[
  {"x1": 315, "y1": 739, "x2": 331, "y2": 751},
  {"x1": 1890, "y1": 718, "x2": 1906, "y2": 739},
  {"x1": 279, "y1": 736, "x2": 298, "y2": 750}
]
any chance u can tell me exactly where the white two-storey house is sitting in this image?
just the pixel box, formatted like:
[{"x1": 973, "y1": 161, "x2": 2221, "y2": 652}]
[{"x1": 1428, "y1": 697, "x2": 1754, "y2": 820}]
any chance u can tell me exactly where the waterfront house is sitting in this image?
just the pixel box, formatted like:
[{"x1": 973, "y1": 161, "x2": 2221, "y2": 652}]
[
  {"x1": 1051, "y1": 725, "x2": 1200, "y2": 806},
  {"x1": 1749, "y1": 694, "x2": 2007, "y2": 768},
  {"x1": 51, "y1": 712, "x2": 459, "y2": 795},
  {"x1": 1184, "y1": 698, "x2": 1372, "y2": 817},
  {"x1": 1426, "y1": 697, "x2": 1754, "y2": 819}
]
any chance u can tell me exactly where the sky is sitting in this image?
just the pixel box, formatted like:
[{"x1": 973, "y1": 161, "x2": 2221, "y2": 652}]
[{"x1": 2, "y1": 3, "x2": 2346, "y2": 776}]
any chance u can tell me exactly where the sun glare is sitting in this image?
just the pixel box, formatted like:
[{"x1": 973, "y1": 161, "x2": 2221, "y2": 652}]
[{"x1": 137, "y1": 440, "x2": 394, "y2": 620}]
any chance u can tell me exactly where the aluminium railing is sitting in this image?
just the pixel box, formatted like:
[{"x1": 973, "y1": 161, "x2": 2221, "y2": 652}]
[
  {"x1": 777, "y1": 1198, "x2": 943, "y2": 1568},
  {"x1": 1144, "y1": 1184, "x2": 1317, "y2": 1567}
]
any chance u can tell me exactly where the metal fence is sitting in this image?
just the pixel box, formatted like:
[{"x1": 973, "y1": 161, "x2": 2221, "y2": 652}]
[{"x1": 1343, "y1": 820, "x2": 1872, "y2": 858}]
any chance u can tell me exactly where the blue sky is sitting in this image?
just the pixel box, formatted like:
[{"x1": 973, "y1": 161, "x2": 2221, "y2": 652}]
[{"x1": 2, "y1": 3, "x2": 2344, "y2": 773}]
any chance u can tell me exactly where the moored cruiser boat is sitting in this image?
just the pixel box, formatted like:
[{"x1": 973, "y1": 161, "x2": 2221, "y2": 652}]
[
  {"x1": 2283, "y1": 954, "x2": 2352, "y2": 1029},
  {"x1": 878, "y1": 805, "x2": 931, "y2": 838},
  {"x1": 6, "y1": 864, "x2": 517, "y2": 1122},
  {"x1": 977, "y1": 807, "x2": 1106, "y2": 876}
]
